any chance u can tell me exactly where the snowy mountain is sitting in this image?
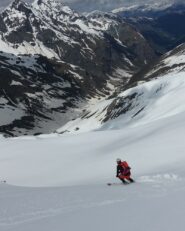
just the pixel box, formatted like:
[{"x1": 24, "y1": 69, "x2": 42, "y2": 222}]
[
  {"x1": 0, "y1": 0, "x2": 155, "y2": 136},
  {"x1": 0, "y1": 0, "x2": 154, "y2": 68},
  {"x1": 57, "y1": 42, "x2": 185, "y2": 134}
]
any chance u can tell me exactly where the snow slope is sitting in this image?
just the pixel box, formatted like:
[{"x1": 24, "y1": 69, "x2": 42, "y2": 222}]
[
  {"x1": 0, "y1": 88, "x2": 185, "y2": 230},
  {"x1": 0, "y1": 110, "x2": 185, "y2": 186},
  {"x1": 57, "y1": 67, "x2": 185, "y2": 134}
]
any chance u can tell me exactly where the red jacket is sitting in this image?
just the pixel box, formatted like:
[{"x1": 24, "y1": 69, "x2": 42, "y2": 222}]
[{"x1": 117, "y1": 161, "x2": 131, "y2": 178}]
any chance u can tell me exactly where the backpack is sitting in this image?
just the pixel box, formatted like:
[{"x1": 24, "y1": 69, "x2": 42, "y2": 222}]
[
  {"x1": 121, "y1": 161, "x2": 131, "y2": 175},
  {"x1": 121, "y1": 161, "x2": 130, "y2": 169}
]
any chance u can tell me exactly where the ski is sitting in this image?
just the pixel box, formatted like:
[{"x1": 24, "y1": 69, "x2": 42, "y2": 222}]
[
  {"x1": 107, "y1": 183, "x2": 112, "y2": 186},
  {"x1": 107, "y1": 181, "x2": 135, "y2": 186},
  {"x1": 107, "y1": 183, "x2": 127, "y2": 186}
]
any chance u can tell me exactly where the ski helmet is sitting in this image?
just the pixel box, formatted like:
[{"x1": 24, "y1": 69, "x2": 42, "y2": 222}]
[{"x1": 116, "y1": 158, "x2": 121, "y2": 162}]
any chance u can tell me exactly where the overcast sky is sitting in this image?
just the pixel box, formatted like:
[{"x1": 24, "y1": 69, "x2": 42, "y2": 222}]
[{"x1": 0, "y1": 0, "x2": 184, "y2": 12}]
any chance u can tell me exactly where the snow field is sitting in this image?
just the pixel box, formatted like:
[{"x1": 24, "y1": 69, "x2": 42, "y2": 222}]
[{"x1": 0, "y1": 102, "x2": 185, "y2": 231}]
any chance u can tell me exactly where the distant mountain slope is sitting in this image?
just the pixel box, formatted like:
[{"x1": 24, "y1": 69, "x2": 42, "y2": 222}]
[
  {"x1": 129, "y1": 43, "x2": 185, "y2": 84},
  {"x1": 1, "y1": 0, "x2": 155, "y2": 76},
  {"x1": 0, "y1": 51, "x2": 84, "y2": 136},
  {"x1": 114, "y1": 2, "x2": 185, "y2": 55},
  {"x1": 113, "y1": 2, "x2": 184, "y2": 18}
]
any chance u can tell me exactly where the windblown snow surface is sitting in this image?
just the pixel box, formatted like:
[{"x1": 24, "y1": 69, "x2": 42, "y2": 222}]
[{"x1": 0, "y1": 70, "x2": 185, "y2": 230}]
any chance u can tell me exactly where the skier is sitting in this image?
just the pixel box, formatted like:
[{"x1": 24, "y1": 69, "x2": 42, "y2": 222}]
[{"x1": 116, "y1": 158, "x2": 134, "y2": 184}]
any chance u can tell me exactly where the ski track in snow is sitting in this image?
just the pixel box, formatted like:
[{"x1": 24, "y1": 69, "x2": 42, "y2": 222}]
[
  {"x1": 0, "y1": 168, "x2": 184, "y2": 229},
  {"x1": 0, "y1": 174, "x2": 184, "y2": 231}
]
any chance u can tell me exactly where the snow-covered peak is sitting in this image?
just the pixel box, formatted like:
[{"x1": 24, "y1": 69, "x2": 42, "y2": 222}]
[
  {"x1": 33, "y1": 0, "x2": 60, "y2": 7},
  {"x1": 113, "y1": 2, "x2": 173, "y2": 14},
  {"x1": 32, "y1": 0, "x2": 76, "y2": 17},
  {"x1": 112, "y1": 1, "x2": 175, "y2": 17},
  {"x1": 112, "y1": 5, "x2": 141, "y2": 14},
  {"x1": 1, "y1": 0, "x2": 32, "y2": 34},
  {"x1": 86, "y1": 10, "x2": 123, "y2": 32},
  {"x1": 9, "y1": 0, "x2": 25, "y2": 8},
  {"x1": 6, "y1": 0, "x2": 31, "y2": 12},
  {"x1": 0, "y1": 0, "x2": 81, "y2": 57},
  {"x1": 87, "y1": 10, "x2": 118, "y2": 19}
]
